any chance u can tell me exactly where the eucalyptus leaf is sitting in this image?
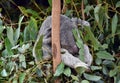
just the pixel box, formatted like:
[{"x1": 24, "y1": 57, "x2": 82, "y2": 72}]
[
  {"x1": 18, "y1": 6, "x2": 28, "y2": 16},
  {"x1": 116, "y1": 1, "x2": 120, "y2": 7},
  {"x1": 63, "y1": 67, "x2": 71, "y2": 77},
  {"x1": 5, "y1": 38, "x2": 13, "y2": 55},
  {"x1": 112, "y1": 14, "x2": 118, "y2": 43},
  {"x1": 96, "y1": 51, "x2": 114, "y2": 60},
  {"x1": 54, "y1": 62, "x2": 65, "y2": 77},
  {"x1": 95, "y1": 58, "x2": 102, "y2": 65},
  {"x1": 91, "y1": 66, "x2": 102, "y2": 71},
  {"x1": 109, "y1": 70, "x2": 117, "y2": 77},
  {"x1": 76, "y1": 67, "x2": 86, "y2": 75},
  {"x1": 71, "y1": 75, "x2": 79, "y2": 81},
  {"x1": 81, "y1": 80, "x2": 89, "y2": 83},
  {"x1": 84, "y1": 73, "x2": 101, "y2": 81},
  {"x1": 109, "y1": 67, "x2": 119, "y2": 77},
  {"x1": 0, "y1": 26, "x2": 4, "y2": 34},
  {"x1": 14, "y1": 16, "x2": 24, "y2": 44},
  {"x1": 66, "y1": 0, "x2": 71, "y2": 4},
  {"x1": 102, "y1": 66, "x2": 109, "y2": 75},
  {"x1": 7, "y1": 27, "x2": 14, "y2": 46},
  {"x1": 1, "y1": 69, "x2": 8, "y2": 77},
  {"x1": 26, "y1": 9, "x2": 39, "y2": 17},
  {"x1": 48, "y1": 0, "x2": 52, "y2": 6},
  {"x1": 12, "y1": 79, "x2": 18, "y2": 83},
  {"x1": 33, "y1": 35, "x2": 43, "y2": 61},
  {"x1": 19, "y1": 73, "x2": 26, "y2": 83},
  {"x1": 24, "y1": 17, "x2": 38, "y2": 41},
  {"x1": 19, "y1": 54, "x2": 26, "y2": 68},
  {"x1": 94, "y1": 4, "x2": 101, "y2": 23},
  {"x1": 0, "y1": 42, "x2": 3, "y2": 50},
  {"x1": 84, "y1": 26, "x2": 100, "y2": 50}
]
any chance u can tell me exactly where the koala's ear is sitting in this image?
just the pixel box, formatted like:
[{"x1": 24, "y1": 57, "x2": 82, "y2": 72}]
[{"x1": 71, "y1": 18, "x2": 90, "y2": 27}]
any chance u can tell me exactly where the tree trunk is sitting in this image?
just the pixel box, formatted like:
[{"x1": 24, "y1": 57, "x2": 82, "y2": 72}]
[{"x1": 52, "y1": 0, "x2": 61, "y2": 82}]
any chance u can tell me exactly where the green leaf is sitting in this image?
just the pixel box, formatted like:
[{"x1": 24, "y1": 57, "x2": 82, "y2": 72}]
[
  {"x1": 109, "y1": 67, "x2": 119, "y2": 77},
  {"x1": 54, "y1": 62, "x2": 65, "y2": 77},
  {"x1": 77, "y1": 39, "x2": 84, "y2": 61},
  {"x1": 24, "y1": 17, "x2": 38, "y2": 41},
  {"x1": 76, "y1": 67, "x2": 86, "y2": 75},
  {"x1": 84, "y1": 73, "x2": 101, "y2": 81},
  {"x1": 5, "y1": 38, "x2": 13, "y2": 55},
  {"x1": 19, "y1": 73, "x2": 26, "y2": 83},
  {"x1": 18, "y1": 43, "x2": 31, "y2": 53},
  {"x1": 12, "y1": 79, "x2": 18, "y2": 83},
  {"x1": 109, "y1": 69, "x2": 117, "y2": 77},
  {"x1": 26, "y1": 9, "x2": 39, "y2": 17},
  {"x1": 63, "y1": 67, "x2": 71, "y2": 77},
  {"x1": 95, "y1": 58, "x2": 102, "y2": 65},
  {"x1": 1, "y1": 69, "x2": 8, "y2": 77},
  {"x1": 66, "y1": 0, "x2": 71, "y2": 4},
  {"x1": 6, "y1": 61, "x2": 15, "y2": 74},
  {"x1": 7, "y1": 26, "x2": 14, "y2": 46},
  {"x1": 94, "y1": 4, "x2": 101, "y2": 23},
  {"x1": 19, "y1": 54, "x2": 26, "y2": 68},
  {"x1": 96, "y1": 51, "x2": 114, "y2": 60},
  {"x1": 0, "y1": 42, "x2": 3, "y2": 50},
  {"x1": 101, "y1": 44, "x2": 108, "y2": 49},
  {"x1": 48, "y1": 0, "x2": 52, "y2": 6},
  {"x1": 91, "y1": 66, "x2": 102, "y2": 71},
  {"x1": 116, "y1": 1, "x2": 120, "y2": 7},
  {"x1": 84, "y1": 5, "x2": 94, "y2": 14},
  {"x1": 71, "y1": 75, "x2": 79, "y2": 81},
  {"x1": 84, "y1": 26, "x2": 100, "y2": 50},
  {"x1": 0, "y1": 26, "x2": 4, "y2": 34},
  {"x1": 0, "y1": 19, "x2": 3, "y2": 25},
  {"x1": 18, "y1": 6, "x2": 28, "y2": 16},
  {"x1": 81, "y1": 80, "x2": 89, "y2": 83},
  {"x1": 112, "y1": 14, "x2": 118, "y2": 43},
  {"x1": 33, "y1": 35, "x2": 43, "y2": 61},
  {"x1": 72, "y1": 29, "x2": 84, "y2": 61},
  {"x1": 102, "y1": 66, "x2": 109, "y2": 75},
  {"x1": 14, "y1": 16, "x2": 24, "y2": 44}
]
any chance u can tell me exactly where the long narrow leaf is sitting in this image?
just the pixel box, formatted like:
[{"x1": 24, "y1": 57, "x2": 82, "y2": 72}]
[
  {"x1": 7, "y1": 27, "x2": 14, "y2": 46},
  {"x1": 14, "y1": 16, "x2": 24, "y2": 44},
  {"x1": 112, "y1": 14, "x2": 118, "y2": 43}
]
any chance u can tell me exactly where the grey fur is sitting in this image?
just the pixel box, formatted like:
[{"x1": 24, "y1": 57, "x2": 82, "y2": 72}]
[{"x1": 35, "y1": 15, "x2": 90, "y2": 60}]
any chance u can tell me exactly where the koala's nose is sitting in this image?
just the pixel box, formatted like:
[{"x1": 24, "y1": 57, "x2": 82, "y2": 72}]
[
  {"x1": 69, "y1": 45, "x2": 79, "y2": 55},
  {"x1": 73, "y1": 45, "x2": 79, "y2": 54}
]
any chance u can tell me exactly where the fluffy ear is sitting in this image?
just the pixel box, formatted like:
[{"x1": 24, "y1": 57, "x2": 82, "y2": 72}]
[
  {"x1": 71, "y1": 18, "x2": 90, "y2": 27},
  {"x1": 61, "y1": 48, "x2": 89, "y2": 69}
]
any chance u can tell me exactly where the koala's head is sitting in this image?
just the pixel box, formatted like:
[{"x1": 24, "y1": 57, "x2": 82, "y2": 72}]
[{"x1": 60, "y1": 17, "x2": 79, "y2": 55}]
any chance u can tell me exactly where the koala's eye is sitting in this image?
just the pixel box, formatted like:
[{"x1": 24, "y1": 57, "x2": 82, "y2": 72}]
[{"x1": 61, "y1": 51, "x2": 65, "y2": 54}]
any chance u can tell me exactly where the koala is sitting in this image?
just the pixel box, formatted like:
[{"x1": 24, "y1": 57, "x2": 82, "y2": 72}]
[{"x1": 33, "y1": 15, "x2": 92, "y2": 68}]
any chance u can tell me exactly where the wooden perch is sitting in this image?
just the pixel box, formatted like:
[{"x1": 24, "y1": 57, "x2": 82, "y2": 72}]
[{"x1": 52, "y1": 0, "x2": 61, "y2": 73}]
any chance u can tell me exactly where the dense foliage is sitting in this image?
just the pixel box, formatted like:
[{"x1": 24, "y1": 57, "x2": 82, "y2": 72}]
[{"x1": 0, "y1": 0, "x2": 120, "y2": 83}]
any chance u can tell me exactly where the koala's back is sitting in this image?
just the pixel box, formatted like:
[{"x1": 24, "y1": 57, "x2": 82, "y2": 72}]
[{"x1": 39, "y1": 15, "x2": 73, "y2": 34}]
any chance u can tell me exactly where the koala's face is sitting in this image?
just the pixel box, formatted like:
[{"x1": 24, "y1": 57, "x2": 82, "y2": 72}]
[{"x1": 60, "y1": 20, "x2": 79, "y2": 55}]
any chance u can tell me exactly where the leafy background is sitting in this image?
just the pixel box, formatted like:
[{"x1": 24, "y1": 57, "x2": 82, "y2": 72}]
[{"x1": 0, "y1": 0, "x2": 120, "y2": 83}]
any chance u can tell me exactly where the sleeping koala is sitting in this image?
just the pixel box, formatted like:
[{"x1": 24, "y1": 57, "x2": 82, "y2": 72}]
[{"x1": 33, "y1": 15, "x2": 92, "y2": 69}]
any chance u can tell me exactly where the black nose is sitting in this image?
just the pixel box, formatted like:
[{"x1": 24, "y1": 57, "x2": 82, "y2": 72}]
[
  {"x1": 73, "y1": 45, "x2": 79, "y2": 54},
  {"x1": 69, "y1": 45, "x2": 79, "y2": 55}
]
